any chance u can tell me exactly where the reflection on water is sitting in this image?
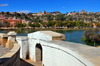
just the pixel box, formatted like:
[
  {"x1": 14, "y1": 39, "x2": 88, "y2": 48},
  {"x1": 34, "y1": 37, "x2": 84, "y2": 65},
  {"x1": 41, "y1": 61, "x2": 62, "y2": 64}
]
[{"x1": 0, "y1": 29, "x2": 97, "y2": 46}]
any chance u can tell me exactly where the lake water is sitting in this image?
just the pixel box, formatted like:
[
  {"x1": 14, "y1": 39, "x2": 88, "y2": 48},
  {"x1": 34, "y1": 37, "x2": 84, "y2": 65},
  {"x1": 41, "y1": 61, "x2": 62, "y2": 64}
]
[
  {"x1": 55, "y1": 30, "x2": 86, "y2": 44},
  {"x1": 0, "y1": 29, "x2": 86, "y2": 45}
]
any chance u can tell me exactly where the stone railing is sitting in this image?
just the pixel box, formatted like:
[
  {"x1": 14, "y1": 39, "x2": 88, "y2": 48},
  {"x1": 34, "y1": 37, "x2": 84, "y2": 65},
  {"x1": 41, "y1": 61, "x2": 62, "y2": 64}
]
[
  {"x1": 0, "y1": 31, "x2": 20, "y2": 66},
  {"x1": 0, "y1": 43, "x2": 20, "y2": 66},
  {"x1": 0, "y1": 33, "x2": 8, "y2": 47}
]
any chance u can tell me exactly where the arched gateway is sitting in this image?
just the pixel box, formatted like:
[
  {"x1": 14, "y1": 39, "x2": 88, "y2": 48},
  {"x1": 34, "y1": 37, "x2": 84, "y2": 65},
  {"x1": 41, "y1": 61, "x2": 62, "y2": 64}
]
[
  {"x1": 35, "y1": 44, "x2": 42, "y2": 61},
  {"x1": 16, "y1": 31, "x2": 97, "y2": 66}
]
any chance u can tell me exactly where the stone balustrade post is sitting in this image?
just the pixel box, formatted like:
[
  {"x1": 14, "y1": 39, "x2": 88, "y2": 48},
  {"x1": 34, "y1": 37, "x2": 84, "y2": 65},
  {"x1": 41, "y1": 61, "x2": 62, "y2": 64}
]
[
  {"x1": 0, "y1": 33, "x2": 8, "y2": 47},
  {"x1": 7, "y1": 31, "x2": 17, "y2": 42},
  {"x1": 6, "y1": 31, "x2": 17, "y2": 49}
]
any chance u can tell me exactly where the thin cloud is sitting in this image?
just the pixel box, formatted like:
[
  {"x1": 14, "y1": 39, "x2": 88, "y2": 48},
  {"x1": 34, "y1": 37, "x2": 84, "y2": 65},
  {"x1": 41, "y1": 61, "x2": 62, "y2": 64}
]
[
  {"x1": 0, "y1": 4, "x2": 8, "y2": 6},
  {"x1": 62, "y1": 6, "x2": 65, "y2": 8},
  {"x1": 18, "y1": 10, "x2": 31, "y2": 13}
]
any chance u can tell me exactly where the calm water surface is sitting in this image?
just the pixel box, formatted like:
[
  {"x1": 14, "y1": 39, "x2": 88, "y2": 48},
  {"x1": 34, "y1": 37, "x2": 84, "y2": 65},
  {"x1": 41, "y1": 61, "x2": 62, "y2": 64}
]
[
  {"x1": 55, "y1": 30, "x2": 86, "y2": 44},
  {"x1": 0, "y1": 29, "x2": 86, "y2": 45}
]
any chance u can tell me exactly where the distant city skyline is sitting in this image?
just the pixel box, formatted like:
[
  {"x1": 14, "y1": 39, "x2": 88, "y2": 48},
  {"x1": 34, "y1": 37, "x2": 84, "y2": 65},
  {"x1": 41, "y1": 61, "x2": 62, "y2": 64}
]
[{"x1": 0, "y1": 0, "x2": 100, "y2": 13}]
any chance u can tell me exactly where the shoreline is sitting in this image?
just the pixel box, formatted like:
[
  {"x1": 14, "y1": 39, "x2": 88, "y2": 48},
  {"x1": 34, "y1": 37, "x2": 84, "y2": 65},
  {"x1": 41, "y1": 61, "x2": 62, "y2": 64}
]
[{"x1": 0, "y1": 28, "x2": 87, "y2": 31}]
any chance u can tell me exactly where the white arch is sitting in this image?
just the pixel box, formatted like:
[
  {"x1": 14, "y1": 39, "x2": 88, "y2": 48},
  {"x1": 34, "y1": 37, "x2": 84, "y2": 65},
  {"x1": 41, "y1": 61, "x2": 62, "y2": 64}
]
[{"x1": 35, "y1": 43, "x2": 42, "y2": 61}]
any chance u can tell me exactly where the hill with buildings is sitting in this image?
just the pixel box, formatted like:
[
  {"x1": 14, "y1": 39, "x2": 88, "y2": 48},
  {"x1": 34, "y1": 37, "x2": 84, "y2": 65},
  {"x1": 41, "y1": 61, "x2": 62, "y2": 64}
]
[{"x1": 0, "y1": 10, "x2": 100, "y2": 28}]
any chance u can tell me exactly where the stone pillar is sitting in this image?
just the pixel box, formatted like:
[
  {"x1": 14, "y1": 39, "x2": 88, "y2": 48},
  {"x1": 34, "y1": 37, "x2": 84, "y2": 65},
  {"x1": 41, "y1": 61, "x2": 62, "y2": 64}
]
[
  {"x1": 0, "y1": 33, "x2": 8, "y2": 47},
  {"x1": 7, "y1": 31, "x2": 17, "y2": 42},
  {"x1": 6, "y1": 37, "x2": 14, "y2": 49},
  {"x1": 6, "y1": 31, "x2": 17, "y2": 49}
]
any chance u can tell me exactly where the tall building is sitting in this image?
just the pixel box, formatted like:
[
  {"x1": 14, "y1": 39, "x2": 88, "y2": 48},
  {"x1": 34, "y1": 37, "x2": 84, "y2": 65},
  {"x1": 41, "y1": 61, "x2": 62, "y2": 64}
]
[
  {"x1": 81, "y1": 9, "x2": 85, "y2": 13},
  {"x1": 43, "y1": 10, "x2": 46, "y2": 14},
  {"x1": 32, "y1": 11, "x2": 46, "y2": 16}
]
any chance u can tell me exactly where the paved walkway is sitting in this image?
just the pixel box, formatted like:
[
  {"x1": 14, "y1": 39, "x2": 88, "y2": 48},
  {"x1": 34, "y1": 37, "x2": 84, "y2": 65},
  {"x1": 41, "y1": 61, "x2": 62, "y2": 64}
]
[
  {"x1": 0, "y1": 46, "x2": 10, "y2": 57},
  {"x1": 48, "y1": 41, "x2": 100, "y2": 66},
  {"x1": 20, "y1": 59, "x2": 42, "y2": 66}
]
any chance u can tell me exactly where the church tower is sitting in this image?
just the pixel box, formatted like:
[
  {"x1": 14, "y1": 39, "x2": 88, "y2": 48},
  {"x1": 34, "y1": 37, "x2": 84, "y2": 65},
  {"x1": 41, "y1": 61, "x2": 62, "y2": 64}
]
[
  {"x1": 81, "y1": 8, "x2": 85, "y2": 13},
  {"x1": 43, "y1": 10, "x2": 46, "y2": 14}
]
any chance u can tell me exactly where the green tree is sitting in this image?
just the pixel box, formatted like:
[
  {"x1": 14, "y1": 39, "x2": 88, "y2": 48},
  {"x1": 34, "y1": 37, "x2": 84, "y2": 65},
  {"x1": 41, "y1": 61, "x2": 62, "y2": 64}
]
[
  {"x1": 35, "y1": 22, "x2": 40, "y2": 27},
  {"x1": 47, "y1": 21, "x2": 56, "y2": 27},
  {"x1": 44, "y1": 14, "x2": 53, "y2": 21},
  {"x1": 71, "y1": 22, "x2": 76, "y2": 27},
  {"x1": 56, "y1": 21, "x2": 63, "y2": 27},
  {"x1": 65, "y1": 20, "x2": 73, "y2": 28},
  {"x1": 76, "y1": 21, "x2": 84, "y2": 28},
  {"x1": 55, "y1": 14, "x2": 65, "y2": 21},
  {"x1": 16, "y1": 23, "x2": 26, "y2": 27},
  {"x1": 28, "y1": 22, "x2": 35, "y2": 27},
  {"x1": 28, "y1": 22, "x2": 32, "y2": 27},
  {"x1": 82, "y1": 28, "x2": 100, "y2": 47}
]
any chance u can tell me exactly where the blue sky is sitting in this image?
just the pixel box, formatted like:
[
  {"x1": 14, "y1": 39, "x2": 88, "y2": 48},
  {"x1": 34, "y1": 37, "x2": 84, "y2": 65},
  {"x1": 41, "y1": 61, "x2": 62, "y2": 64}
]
[{"x1": 0, "y1": 0, "x2": 100, "y2": 13}]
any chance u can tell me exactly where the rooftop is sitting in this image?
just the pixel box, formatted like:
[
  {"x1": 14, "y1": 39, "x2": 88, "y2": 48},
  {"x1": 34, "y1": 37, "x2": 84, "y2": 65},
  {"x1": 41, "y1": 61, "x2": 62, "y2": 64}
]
[{"x1": 40, "y1": 31, "x2": 64, "y2": 37}]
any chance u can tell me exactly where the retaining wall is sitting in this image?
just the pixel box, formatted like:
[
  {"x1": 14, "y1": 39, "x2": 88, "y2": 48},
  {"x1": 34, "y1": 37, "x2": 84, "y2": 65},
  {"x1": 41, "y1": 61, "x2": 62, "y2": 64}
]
[{"x1": 0, "y1": 43, "x2": 20, "y2": 66}]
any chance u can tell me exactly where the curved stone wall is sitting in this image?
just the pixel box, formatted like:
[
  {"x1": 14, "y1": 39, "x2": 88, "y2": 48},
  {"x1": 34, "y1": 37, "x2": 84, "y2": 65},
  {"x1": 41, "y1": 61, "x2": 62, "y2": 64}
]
[
  {"x1": 28, "y1": 39, "x2": 94, "y2": 66},
  {"x1": 41, "y1": 41, "x2": 93, "y2": 66},
  {"x1": 0, "y1": 43, "x2": 20, "y2": 66}
]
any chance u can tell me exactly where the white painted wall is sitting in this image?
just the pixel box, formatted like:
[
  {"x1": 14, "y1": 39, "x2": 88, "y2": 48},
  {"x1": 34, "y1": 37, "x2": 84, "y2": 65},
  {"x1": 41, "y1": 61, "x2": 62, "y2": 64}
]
[
  {"x1": 16, "y1": 32, "x2": 94, "y2": 66},
  {"x1": 41, "y1": 41, "x2": 94, "y2": 66},
  {"x1": 28, "y1": 37, "x2": 94, "y2": 66},
  {"x1": 28, "y1": 38, "x2": 39, "y2": 61},
  {"x1": 16, "y1": 36, "x2": 29, "y2": 60}
]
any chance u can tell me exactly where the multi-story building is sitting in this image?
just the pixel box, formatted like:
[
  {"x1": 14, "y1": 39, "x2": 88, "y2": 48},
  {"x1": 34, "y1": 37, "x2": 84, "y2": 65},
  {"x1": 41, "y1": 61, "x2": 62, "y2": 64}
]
[
  {"x1": 81, "y1": 9, "x2": 85, "y2": 13},
  {"x1": 32, "y1": 10, "x2": 61, "y2": 16},
  {"x1": 32, "y1": 10, "x2": 46, "y2": 16},
  {"x1": 0, "y1": 18, "x2": 21, "y2": 27},
  {"x1": 22, "y1": 20, "x2": 29, "y2": 24}
]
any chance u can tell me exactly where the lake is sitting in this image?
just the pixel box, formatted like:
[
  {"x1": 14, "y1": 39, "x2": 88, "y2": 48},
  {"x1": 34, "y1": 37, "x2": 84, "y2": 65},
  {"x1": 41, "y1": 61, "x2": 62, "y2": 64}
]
[{"x1": 0, "y1": 29, "x2": 86, "y2": 44}]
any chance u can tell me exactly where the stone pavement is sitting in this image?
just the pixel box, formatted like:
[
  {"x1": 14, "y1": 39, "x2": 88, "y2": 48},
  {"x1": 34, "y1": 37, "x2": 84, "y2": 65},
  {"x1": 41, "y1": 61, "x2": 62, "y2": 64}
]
[
  {"x1": 20, "y1": 59, "x2": 42, "y2": 66},
  {"x1": 0, "y1": 46, "x2": 10, "y2": 57},
  {"x1": 48, "y1": 41, "x2": 100, "y2": 66}
]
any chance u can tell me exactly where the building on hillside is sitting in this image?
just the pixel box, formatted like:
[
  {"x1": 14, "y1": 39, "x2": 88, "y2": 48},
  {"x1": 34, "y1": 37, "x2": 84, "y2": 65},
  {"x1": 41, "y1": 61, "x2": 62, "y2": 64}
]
[
  {"x1": 1, "y1": 19, "x2": 21, "y2": 27},
  {"x1": 0, "y1": 15, "x2": 5, "y2": 19},
  {"x1": 43, "y1": 10, "x2": 46, "y2": 14},
  {"x1": 81, "y1": 9, "x2": 85, "y2": 13},
  {"x1": 17, "y1": 11, "x2": 23, "y2": 14},
  {"x1": 11, "y1": 12, "x2": 16, "y2": 14},
  {"x1": 32, "y1": 10, "x2": 61, "y2": 16},
  {"x1": 67, "y1": 13, "x2": 71, "y2": 15},
  {"x1": 22, "y1": 20, "x2": 29, "y2": 24},
  {"x1": 32, "y1": 10, "x2": 46, "y2": 16},
  {"x1": 49, "y1": 11, "x2": 61, "y2": 16},
  {"x1": 86, "y1": 11, "x2": 89, "y2": 14},
  {"x1": 71, "y1": 13, "x2": 76, "y2": 15}
]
